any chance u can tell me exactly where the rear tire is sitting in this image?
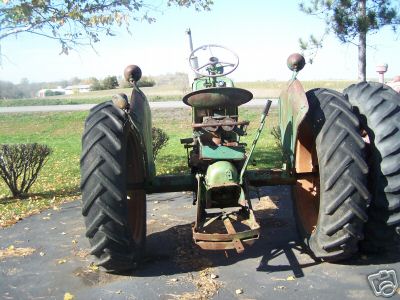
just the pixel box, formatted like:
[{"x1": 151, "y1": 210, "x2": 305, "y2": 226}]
[
  {"x1": 80, "y1": 101, "x2": 146, "y2": 272},
  {"x1": 344, "y1": 82, "x2": 400, "y2": 252},
  {"x1": 293, "y1": 88, "x2": 370, "y2": 261}
]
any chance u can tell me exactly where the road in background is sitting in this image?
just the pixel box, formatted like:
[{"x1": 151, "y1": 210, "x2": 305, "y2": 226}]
[{"x1": 0, "y1": 99, "x2": 277, "y2": 113}]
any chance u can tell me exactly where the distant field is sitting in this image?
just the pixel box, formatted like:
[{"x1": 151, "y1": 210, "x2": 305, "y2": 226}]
[
  {"x1": 0, "y1": 85, "x2": 186, "y2": 107},
  {"x1": 235, "y1": 80, "x2": 356, "y2": 98},
  {"x1": 0, "y1": 80, "x2": 356, "y2": 107}
]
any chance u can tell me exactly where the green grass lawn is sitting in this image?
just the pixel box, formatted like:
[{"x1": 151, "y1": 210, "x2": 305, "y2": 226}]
[
  {"x1": 0, "y1": 80, "x2": 356, "y2": 107},
  {"x1": 0, "y1": 106, "x2": 280, "y2": 227}
]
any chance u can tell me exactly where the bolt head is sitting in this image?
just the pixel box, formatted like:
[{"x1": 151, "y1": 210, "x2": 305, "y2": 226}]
[
  {"x1": 124, "y1": 65, "x2": 142, "y2": 83},
  {"x1": 112, "y1": 93, "x2": 129, "y2": 110},
  {"x1": 376, "y1": 64, "x2": 388, "y2": 73},
  {"x1": 287, "y1": 53, "x2": 306, "y2": 72}
]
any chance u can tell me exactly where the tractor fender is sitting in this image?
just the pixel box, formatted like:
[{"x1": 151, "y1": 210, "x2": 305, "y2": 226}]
[
  {"x1": 279, "y1": 79, "x2": 309, "y2": 173},
  {"x1": 128, "y1": 84, "x2": 156, "y2": 179}
]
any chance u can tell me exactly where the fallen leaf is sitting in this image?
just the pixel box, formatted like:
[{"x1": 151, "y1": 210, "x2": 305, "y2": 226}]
[
  {"x1": 71, "y1": 240, "x2": 77, "y2": 244},
  {"x1": 235, "y1": 288, "x2": 243, "y2": 295},
  {"x1": 39, "y1": 252, "x2": 45, "y2": 256},
  {"x1": 0, "y1": 246, "x2": 36, "y2": 258},
  {"x1": 89, "y1": 262, "x2": 99, "y2": 271},
  {"x1": 64, "y1": 292, "x2": 75, "y2": 300},
  {"x1": 271, "y1": 277, "x2": 286, "y2": 281},
  {"x1": 57, "y1": 259, "x2": 67, "y2": 264},
  {"x1": 286, "y1": 275, "x2": 295, "y2": 281}
]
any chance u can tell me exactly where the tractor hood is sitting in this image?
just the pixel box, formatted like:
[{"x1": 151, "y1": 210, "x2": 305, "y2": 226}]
[{"x1": 205, "y1": 161, "x2": 239, "y2": 189}]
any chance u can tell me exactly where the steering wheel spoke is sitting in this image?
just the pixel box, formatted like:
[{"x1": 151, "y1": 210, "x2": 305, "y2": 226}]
[
  {"x1": 196, "y1": 62, "x2": 212, "y2": 71},
  {"x1": 219, "y1": 62, "x2": 235, "y2": 67}
]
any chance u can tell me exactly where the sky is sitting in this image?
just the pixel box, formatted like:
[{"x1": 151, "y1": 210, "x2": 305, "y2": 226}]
[{"x1": 1, "y1": 0, "x2": 399, "y2": 84}]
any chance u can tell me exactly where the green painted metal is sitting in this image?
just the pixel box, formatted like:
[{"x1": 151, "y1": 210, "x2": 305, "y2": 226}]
[
  {"x1": 279, "y1": 79, "x2": 309, "y2": 172},
  {"x1": 192, "y1": 76, "x2": 234, "y2": 90},
  {"x1": 200, "y1": 145, "x2": 245, "y2": 160},
  {"x1": 145, "y1": 174, "x2": 195, "y2": 193},
  {"x1": 141, "y1": 169, "x2": 295, "y2": 194},
  {"x1": 129, "y1": 82, "x2": 156, "y2": 178},
  {"x1": 205, "y1": 161, "x2": 239, "y2": 189}
]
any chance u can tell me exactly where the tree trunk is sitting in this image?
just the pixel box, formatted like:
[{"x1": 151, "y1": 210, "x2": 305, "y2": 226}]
[{"x1": 358, "y1": 0, "x2": 367, "y2": 81}]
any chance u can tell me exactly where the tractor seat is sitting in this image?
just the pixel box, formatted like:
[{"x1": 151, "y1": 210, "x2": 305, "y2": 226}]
[{"x1": 183, "y1": 87, "x2": 253, "y2": 108}]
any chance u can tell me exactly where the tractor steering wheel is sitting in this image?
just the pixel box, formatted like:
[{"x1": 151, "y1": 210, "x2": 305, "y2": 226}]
[{"x1": 189, "y1": 44, "x2": 239, "y2": 78}]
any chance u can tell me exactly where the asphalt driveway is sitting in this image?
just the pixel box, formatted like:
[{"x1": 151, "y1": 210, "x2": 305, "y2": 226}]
[{"x1": 1, "y1": 186, "x2": 399, "y2": 300}]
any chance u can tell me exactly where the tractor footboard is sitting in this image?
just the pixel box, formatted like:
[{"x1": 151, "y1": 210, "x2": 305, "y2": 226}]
[{"x1": 193, "y1": 207, "x2": 260, "y2": 253}]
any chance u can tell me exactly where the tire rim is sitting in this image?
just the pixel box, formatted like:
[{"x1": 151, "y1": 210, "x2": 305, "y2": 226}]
[
  {"x1": 293, "y1": 121, "x2": 320, "y2": 235},
  {"x1": 126, "y1": 135, "x2": 146, "y2": 244}
]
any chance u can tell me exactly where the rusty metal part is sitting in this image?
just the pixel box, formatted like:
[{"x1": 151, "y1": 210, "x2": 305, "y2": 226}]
[
  {"x1": 287, "y1": 53, "x2": 306, "y2": 72},
  {"x1": 126, "y1": 130, "x2": 146, "y2": 243},
  {"x1": 202, "y1": 118, "x2": 219, "y2": 132},
  {"x1": 223, "y1": 217, "x2": 245, "y2": 253},
  {"x1": 293, "y1": 175, "x2": 320, "y2": 234},
  {"x1": 183, "y1": 87, "x2": 253, "y2": 108},
  {"x1": 221, "y1": 117, "x2": 236, "y2": 131},
  {"x1": 124, "y1": 65, "x2": 142, "y2": 83},
  {"x1": 112, "y1": 93, "x2": 129, "y2": 110},
  {"x1": 292, "y1": 117, "x2": 320, "y2": 234},
  {"x1": 192, "y1": 120, "x2": 249, "y2": 128},
  {"x1": 192, "y1": 208, "x2": 260, "y2": 252},
  {"x1": 212, "y1": 136, "x2": 222, "y2": 145},
  {"x1": 295, "y1": 119, "x2": 316, "y2": 173}
]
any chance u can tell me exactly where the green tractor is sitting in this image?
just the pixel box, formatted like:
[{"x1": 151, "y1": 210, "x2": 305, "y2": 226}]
[{"x1": 80, "y1": 42, "x2": 400, "y2": 272}]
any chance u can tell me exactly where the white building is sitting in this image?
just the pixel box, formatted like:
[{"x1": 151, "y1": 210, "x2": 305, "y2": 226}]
[
  {"x1": 37, "y1": 87, "x2": 66, "y2": 97},
  {"x1": 64, "y1": 84, "x2": 91, "y2": 95},
  {"x1": 37, "y1": 84, "x2": 92, "y2": 97}
]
